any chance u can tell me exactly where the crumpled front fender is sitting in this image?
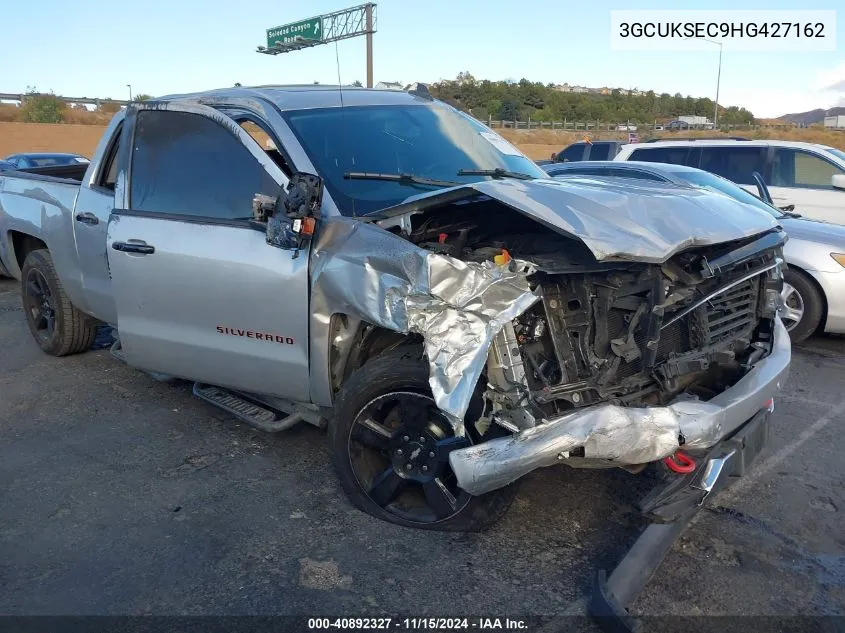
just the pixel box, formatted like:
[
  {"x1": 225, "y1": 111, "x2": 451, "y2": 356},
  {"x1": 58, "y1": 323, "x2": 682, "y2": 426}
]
[{"x1": 308, "y1": 216, "x2": 539, "y2": 435}]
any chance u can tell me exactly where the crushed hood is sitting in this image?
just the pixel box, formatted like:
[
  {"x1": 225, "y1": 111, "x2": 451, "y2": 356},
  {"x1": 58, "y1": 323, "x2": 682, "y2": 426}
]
[{"x1": 376, "y1": 177, "x2": 780, "y2": 263}]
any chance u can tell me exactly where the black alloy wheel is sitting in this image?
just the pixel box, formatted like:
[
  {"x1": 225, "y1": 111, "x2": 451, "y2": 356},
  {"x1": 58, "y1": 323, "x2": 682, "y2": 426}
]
[
  {"x1": 347, "y1": 391, "x2": 473, "y2": 524},
  {"x1": 23, "y1": 267, "x2": 57, "y2": 345}
]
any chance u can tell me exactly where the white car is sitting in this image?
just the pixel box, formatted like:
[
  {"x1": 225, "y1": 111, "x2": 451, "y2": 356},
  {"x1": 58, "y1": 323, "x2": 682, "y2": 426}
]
[{"x1": 614, "y1": 139, "x2": 845, "y2": 225}]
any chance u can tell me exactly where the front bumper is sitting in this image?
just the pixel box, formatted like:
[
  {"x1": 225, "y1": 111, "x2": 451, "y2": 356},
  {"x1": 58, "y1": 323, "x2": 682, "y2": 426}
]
[{"x1": 450, "y1": 318, "x2": 791, "y2": 496}]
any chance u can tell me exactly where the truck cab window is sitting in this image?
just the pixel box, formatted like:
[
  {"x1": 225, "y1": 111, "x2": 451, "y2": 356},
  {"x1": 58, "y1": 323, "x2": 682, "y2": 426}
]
[
  {"x1": 239, "y1": 120, "x2": 293, "y2": 176},
  {"x1": 98, "y1": 124, "x2": 123, "y2": 190},
  {"x1": 130, "y1": 110, "x2": 279, "y2": 220}
]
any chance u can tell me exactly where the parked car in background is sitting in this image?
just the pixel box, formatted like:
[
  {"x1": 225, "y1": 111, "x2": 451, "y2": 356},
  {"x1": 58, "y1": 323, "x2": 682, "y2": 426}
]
[
  {"x1": 0, "y1": 160, "x2": 16, "y2": 172},
  {"x1": 544, "y1": 160, "x2": 845, "y2": 342},
  {"x1": 3, "y1": 153, "x2": 90, "y2": 169},
  {"x1": 542, "y1": 140, "x2": 623, "y2": 164},
  {"x1": 614, "y1": 139, "x2": 845, "y2": 225}
]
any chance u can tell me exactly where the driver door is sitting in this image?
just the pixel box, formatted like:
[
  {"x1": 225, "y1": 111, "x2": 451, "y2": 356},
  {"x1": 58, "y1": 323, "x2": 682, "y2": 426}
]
[{"x1": 106, "y1": 103, "x2": 312, "y2": 401}]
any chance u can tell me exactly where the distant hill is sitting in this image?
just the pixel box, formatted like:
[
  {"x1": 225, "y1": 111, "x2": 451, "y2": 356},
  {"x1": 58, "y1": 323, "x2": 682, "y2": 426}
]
[{"x1": 777, "y1": 106, "x2": 845, "y2": 126}]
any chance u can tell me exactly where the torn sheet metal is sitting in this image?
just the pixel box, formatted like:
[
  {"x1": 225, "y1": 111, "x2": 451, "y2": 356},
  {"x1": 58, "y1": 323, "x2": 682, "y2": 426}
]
[
  {"x1": 449, "y1": 318, "x2": 791, "y2": 496},
  {"x1": 374, "y1": 177, "x2": 779, "y2": 264},
  {"x1": 310, "y1": 216, "x2": 540, "y2": 434}
]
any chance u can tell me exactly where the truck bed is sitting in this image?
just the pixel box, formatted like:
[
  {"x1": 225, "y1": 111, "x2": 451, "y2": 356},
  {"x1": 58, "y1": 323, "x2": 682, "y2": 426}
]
[
  {"x1": 0, "y1": 169, "x2": 83, "y2": 279},
  {"x1": 8, "y1": 163, "x2": 89, "y2": 184}
]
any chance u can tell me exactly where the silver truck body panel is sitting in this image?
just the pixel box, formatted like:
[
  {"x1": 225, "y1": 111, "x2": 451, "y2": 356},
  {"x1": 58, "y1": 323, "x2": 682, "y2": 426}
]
[
  {"x1": 107, "y1": 214, "x2": 312, "y2": 399},
  {"x1": 0, "y1": 173, "x2": 85, "y2": 300},
  {"x1": 71, "y1": 111, "x2": 127, "y2": 325},
  {"x1": 449, "y1": 317, "x2": 791, "y2": 496}
]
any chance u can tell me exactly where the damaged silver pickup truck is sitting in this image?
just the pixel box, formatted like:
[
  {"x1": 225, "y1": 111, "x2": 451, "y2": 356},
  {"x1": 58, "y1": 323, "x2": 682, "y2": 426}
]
[{"x1": 0, "y1": 85, "x2": 790, "y2": 536}]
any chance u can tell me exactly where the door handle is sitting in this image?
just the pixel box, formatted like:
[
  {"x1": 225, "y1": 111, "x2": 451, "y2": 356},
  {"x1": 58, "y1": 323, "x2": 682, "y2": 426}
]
[
  {"x1": 112, "y1": 241, "x2": 155, "y2": 255},
  {"x1": 75, "y1": 212, "x2": 99, "y2": 225}
]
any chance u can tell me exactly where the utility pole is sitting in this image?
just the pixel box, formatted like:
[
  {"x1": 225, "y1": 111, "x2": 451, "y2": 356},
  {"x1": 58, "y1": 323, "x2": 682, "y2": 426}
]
[
  {"x1": 365, "y1": 3, "x2": 374, "y2": 88},
  {"x1": 126, "y1": 84, "x2": 132, "y2": 101},
  {"x1": 683, "y1": 37, "x2": 723, "y2": 129},
  {"x1": 713, "y1": 42, "x2": 722, "y2": 128}
]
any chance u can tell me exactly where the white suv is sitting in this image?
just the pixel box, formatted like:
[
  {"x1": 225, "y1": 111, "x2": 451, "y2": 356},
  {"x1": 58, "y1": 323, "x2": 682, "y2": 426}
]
[{"x1": 614, "y1": 139, "x2": 845, "y2": 225}]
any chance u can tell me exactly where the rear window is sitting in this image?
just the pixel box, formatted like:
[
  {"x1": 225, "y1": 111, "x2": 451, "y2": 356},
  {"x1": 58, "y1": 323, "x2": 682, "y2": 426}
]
[{"x1": 628, "y1": 146, "x2": 691, "y2": 166}]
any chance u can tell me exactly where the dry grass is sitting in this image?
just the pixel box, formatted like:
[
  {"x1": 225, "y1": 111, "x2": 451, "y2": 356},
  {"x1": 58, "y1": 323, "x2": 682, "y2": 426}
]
[
  {"x1": 0, "y1": 122, "x2": 107, "y2": 157},
  {"x1": 2, "y1": 121, "x2": 843, "y2": 163}
]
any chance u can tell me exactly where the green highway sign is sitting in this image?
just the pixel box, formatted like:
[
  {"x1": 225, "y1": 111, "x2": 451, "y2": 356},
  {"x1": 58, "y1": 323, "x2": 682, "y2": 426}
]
[{"x1": 267, "y1": 17, "x2": 323, "y2": 48}]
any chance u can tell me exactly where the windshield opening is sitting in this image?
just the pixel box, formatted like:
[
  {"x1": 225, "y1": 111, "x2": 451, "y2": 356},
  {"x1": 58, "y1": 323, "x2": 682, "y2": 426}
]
[
  {"x1": 667, "y1": 168, "x2": 785, "y2": 219},
  {"x1": 283, "y1": 103, "x2": 547, "y2": 216}
]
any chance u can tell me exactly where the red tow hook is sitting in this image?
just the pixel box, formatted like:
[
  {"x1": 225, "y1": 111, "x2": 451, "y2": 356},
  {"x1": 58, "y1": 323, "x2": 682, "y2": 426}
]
[{"x1": 663, "y1": 450, "x2": 696, "y2": 474}]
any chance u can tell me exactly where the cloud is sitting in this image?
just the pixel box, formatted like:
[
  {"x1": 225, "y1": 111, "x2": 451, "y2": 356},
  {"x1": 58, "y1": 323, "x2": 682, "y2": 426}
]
[
  {"x1": 813, "y1": 62, "x2": 845, "y2": 92},
  {"x1": 824, "y1": 79, "x2": 845, "y2": 93}
]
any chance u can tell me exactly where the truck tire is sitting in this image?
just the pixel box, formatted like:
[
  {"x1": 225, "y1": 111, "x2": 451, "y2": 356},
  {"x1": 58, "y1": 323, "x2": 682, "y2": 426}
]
[
  {"x1": 20, "y1": 249, "x2": 97, "y2": 356},
  {"x1": 329, "y1": 347, "x2": 519, "y2": 531},
  {"x1": 781, "y1": 269, "x2": 823, "y2": 344}
]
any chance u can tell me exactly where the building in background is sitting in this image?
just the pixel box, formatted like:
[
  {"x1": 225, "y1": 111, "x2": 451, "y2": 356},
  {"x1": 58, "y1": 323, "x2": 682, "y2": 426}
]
[{"x1": 824, "y1": 115, "x2": 845, "y2": 129}]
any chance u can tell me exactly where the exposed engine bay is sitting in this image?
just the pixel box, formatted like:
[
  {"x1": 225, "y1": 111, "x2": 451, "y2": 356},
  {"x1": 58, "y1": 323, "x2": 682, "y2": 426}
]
[{"x1": 400, "y1": 198, "x2": 785, "y2": 438}]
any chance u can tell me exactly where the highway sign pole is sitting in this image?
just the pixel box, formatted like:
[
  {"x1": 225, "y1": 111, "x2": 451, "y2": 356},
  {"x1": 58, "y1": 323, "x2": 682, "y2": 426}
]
[{"x1": 365, "y1": 3, "x2": 374, "y2": 88}]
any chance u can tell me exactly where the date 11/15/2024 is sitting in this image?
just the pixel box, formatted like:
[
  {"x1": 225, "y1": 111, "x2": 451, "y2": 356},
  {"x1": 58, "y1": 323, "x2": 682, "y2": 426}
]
[{"x1": 308, "y1": 618, "x2": 529, "y2": 630}]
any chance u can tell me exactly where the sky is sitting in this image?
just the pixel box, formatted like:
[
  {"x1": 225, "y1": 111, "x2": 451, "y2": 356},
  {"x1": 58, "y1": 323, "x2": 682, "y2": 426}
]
[{"x1": 2, "y1": 0, "x2": 844, "y2": 118}]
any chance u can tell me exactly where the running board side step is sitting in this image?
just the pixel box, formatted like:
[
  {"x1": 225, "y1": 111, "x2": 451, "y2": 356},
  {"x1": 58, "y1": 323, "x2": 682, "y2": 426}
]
[{"x1": 192, "y1": 382, "x2": 324, "y2": 433}]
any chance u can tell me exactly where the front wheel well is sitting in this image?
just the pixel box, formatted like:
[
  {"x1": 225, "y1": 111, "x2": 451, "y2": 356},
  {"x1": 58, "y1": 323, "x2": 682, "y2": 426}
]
[
  {"x1": 329, "y1": 315, "x2": 422, "y2": 393},
  {"x1": 10, "y1": 231, "x2": 48, "y2": 272}
]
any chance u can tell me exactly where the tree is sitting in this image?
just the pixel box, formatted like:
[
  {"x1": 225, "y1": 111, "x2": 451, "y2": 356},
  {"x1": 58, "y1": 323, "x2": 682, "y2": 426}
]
[
  {"x1": 133, "y1": 94, "x2": 153, "y2": 102},
  {"x1": 20, "y1": 89, "x2": 65, "y2": 124},
  {"x1": 98, "y1": 101, "x2": 121, "y2": 115},
  {"x1": 499, "y1": 99, "x2": 520, "y2": 121},
  {"x1": 234, "y1": 82, "x2": 242, "y2": 87},
  {"x1": 352, "y1": 80, "x2": 363, "y2": 87}
]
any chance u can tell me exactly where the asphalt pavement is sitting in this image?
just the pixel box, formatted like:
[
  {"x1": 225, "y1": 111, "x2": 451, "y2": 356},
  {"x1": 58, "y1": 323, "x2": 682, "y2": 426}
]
[{"x1": 1, "y1": 276, "x2": 843, "y2": 622}]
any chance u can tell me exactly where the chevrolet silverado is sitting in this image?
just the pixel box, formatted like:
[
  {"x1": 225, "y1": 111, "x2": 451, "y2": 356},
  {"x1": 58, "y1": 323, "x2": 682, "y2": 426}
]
[{"x1": 0, "y1": 85, "x2": 790, "y2": 539}]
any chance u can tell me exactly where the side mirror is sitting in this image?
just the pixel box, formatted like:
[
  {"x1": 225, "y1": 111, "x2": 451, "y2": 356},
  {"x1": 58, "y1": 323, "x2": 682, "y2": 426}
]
[
  {"x1": 550, "y1": 152, "x2": 557, "y2": 161},
  {"x1": 256, "y1": 172, "x2": 324, "y2": 254},
  {"x1": 832, "y1": 174, "x2": 845, "y2": 191}
]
